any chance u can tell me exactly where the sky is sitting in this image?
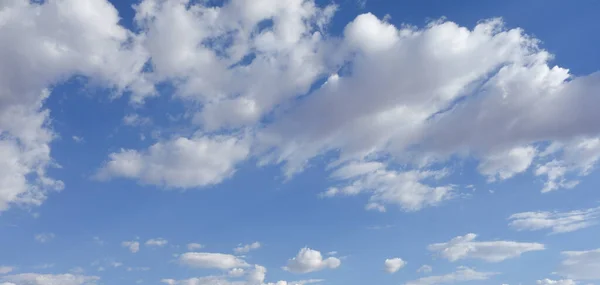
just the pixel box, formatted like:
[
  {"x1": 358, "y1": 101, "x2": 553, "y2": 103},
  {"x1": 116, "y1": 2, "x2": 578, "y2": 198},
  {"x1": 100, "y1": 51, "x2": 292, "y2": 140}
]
[{"x1": 1, "y1": 0, "x2": 600, "y2": 285}]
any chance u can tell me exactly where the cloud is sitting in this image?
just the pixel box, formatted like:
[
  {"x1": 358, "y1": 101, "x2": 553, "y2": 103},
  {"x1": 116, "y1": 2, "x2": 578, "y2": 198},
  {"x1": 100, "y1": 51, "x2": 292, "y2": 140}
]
[
  {"x1": 72, "y1": 136, "x2": 84, "y2": 143},
  {"x1": 121, "y1": 241, "x2": 140, "y2": 253},
  {"x1": 384, "y1": 258, "x2": 406, "y2": 273},
  {"x1": 537, "y1": 279, "x2": 577, "y2": 285},
  {"x1": 283, "y1": 248, "x2": 341, "y2": 274},
  {"x1": 0, "y1": 267, "x2": 14, "y2": 275},
  {"x1": 557, "y1": 248, "x2": 600, "y2": 280},
  {"x1": 321, "y1": 162, "x2": 454, "y2": 212},
  {"x1": 1, "y1": 273, "x2": 99, "y2": 285},
  {"x1": 95, "y1": 135, "x2": 249, "y2": 188},
  {"x1": 404, "y1": 267, "x2": 497, "y2": 285},
  {"x1": 0, "y1": 0, "x2": 151, "y2": 212},
  {"x1": 417, "y1": 265, "x2": 433, "y2": 274},
  {"x1": 234, "y1": 242, "x2": 262, "y2": 254},
  {"x1": 477, "y1": 146, "x2": 537, "y2": 182},
  {"x1": 145, "y1": 238, "x2": 168, "y2": 247},
  {"x1": 187, "y1": 243, "x2": 204, "y2": 251},
  {"x1": 179, "y1": 252, "x2": 249, "y2": 270},
  {"x1": 428, "y1": 233, "x2": 544, "y2": 262},
  {"x1": 509, "y1": 206, "x2": 600, "y2": 234},
  {"x1": 34, "y1": 233, "x2": 55, "y2": 243},
  {"x1": 123, "y1": 114, "x2": 151, "y2": 127}
]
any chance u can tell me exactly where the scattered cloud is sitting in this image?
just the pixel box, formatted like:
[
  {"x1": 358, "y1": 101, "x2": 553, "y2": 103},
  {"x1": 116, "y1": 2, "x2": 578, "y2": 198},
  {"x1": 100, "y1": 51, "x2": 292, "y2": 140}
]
[
  {"x1": 179, "y1": 252, "x2": 249, "y2": 270},
  {"x1": 1, "y1": 273, "x2": 99, "y2": 285},
  {"x1": 509, "y1": 206, "x2": 600, "y2": 234},
  {"x1": 123, "y1": 114, "x2": 151, "y2": 127},
  {"x1": 234, "y1": 242, "x2": 261, "y2": 254},
  {"x1": 187, "y1": 243, "x2": 204, "y2": 251},
  {"x1": 284, "y1": 248, "x2": 341, "y2": 274},
  {"x1": 0, "y1": 267, "x2": 14, "y2": 275},
  {"x1": 384, "y1": 258, "x2": 406, "y2": 273},
  {"x1": 145, "y1": 238, "x2": 168, "y2": 247},
  {"x1": 72, "y1": 136, "x2": 84, "y2": 143},
  {"x1": 417, "y1": 265, "x2": 433, "y2": 274},
  {"x1": 34, "y1": 233, "x2": 55, "y2": 243},
  {"x1": 428, "y1": 233, "x2": 544, "y2": 262},
  {"x1": 557, "y1": 248, "x2": 600, "y2": 280},
  {"x1": 537, "y1": 279, "x2": 577, "y2": 285},
  {"x1": 95, "y1": 136, "x2": 249, "y2": 188},
  {"x1": 404, "y1": 267, "x2": 497, "y2": 285},
  {"x1": 121, "y1": 241, "x2": 140, "y2": 253}
]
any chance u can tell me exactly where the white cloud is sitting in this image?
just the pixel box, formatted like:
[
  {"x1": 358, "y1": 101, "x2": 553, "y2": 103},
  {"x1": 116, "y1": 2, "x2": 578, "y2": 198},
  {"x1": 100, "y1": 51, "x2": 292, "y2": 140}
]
[
  {"x1": 1, "y1": 273, "x2": 99, "y2": 285},
  {"x1": 283, "y1": 248, "x2": 341, "y2": 274},
  {"x1": 34, "y1": 233, "x2": 55, "y2": 243},
  {"x1": 145, "y1": 238, "x2": 168, "y2": 247},
  {"x1": 234, "y1": 242, "x2": 262, "y2": 254},
  {"x1": 187, "y1": 243, "x2": 204, "y2": 251},
  {"x1": 179, "y1": 252, "x2": 249, "y2": 270},
  {"x1": 121, "y1": 241, "x2": 140, "y2": 253},
  {"x1": 229, "y1": 268, "x2": 245, "y2": 277},
  {"x1": 321, "y1": 162, "x2": 454, "y2": 212},
  {"x1": 405, "y1": 267, "x2": 498, "y2": 285},
  {"x1": 0, "y1": 0, "x2": 151, "y2": 212},
  {"x1": 96, "y1": 135, "x2": 249, "y2": 188},
  {"x1": 428, "y1": 233, "x2": 544, "y2": 262},
  {"x1": 384, "y1": 258, "x2": 406, "y2": 273},
  {"x1": 417, "y1": 265, "x2": 433, "y2": 274},
  {"x1": 477, "y1": 146, "x2": 537, "y2": 182},
  {"x1": 509, "y1": 206, "x2": 600, "y2": 234},
  {"x1": 558, "y1": 248, "x2": 600, "y2": 280},
  {"x1": 123, "y1": 114, "x2": 151, "y2": 127},
  {"x1": 0, "y1": 267, "x2": 14, "y2": 275},
  {"x1": 72, "y1": 136, "x2": 84, "y2": 143},
  {"x1": 537, "y1": 279, "x2": 577, "y2": 285},
  {"x1": 405, "y1": 267, "x2": 497, "y2": 285}
]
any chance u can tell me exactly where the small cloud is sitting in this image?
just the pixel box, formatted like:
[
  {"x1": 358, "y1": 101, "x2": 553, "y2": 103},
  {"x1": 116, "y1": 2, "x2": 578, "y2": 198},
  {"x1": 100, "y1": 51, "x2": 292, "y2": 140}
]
[
  {"x1": 72, "y1": 136, "x2": 84, "y2": 143},
  {"x1": 234, "y1": 242, "x2": 261, "y2": 254},
  {"x1": 70, "y1": 267, "x2": 85, "y2": 274},
  {"x1": 123, "y1": 114, "x2": 151, "y2": 127},
  {"x1": 0, "y1": 266, "x2": 15, "y2": 274},
  {"x1": 187, "y1": 243, "x2": 204, "y2": 251},
  {"x1": 417, "y1": 264, "x2": 433, "y2": 274},
  {"x1": 35, "y1": 233, "x2": 55, "y2": 243},
  {"x1": 93, "y1": 236, "x2": 104, "y2": 246},
  {"x1": 33, "y1": 264, "x2": 54, "y2": 269},
  {"x1": 122, "y1": 241, "x2": 140, "y2": 253},
  {"x1": 384, "y1": 258, "x2": 406, "y2": 273},
  {"x1": 145, "y1": 238, "x2": 168, "y2": 247},
  {"x1": 367, "y1": 225, "x2": 394, "y2": 230},
  {"x1": 327, "y1": 251, "x2": 338, "y2": 256}
]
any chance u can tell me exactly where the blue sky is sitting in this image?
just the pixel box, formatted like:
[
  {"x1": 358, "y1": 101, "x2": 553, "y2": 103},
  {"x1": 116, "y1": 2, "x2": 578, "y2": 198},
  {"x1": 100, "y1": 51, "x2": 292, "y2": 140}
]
[{"x1": 1, "y1": 0, "x2": 600, "y2": 285}]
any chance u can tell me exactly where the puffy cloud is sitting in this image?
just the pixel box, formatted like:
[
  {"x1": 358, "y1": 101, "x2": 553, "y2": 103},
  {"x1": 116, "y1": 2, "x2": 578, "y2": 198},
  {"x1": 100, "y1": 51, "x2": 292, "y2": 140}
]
[
  {"x1": 34, "y1": 233, "x2": 55, "y2": 243},
  {"x1": 95, "y1": 135, "x2": 249, "y2": 188},
  {"x1": 0, "y1": 0, "x2": 151, "y2": 212},
  {"x1": 321, "y1": 162, "x2": 453, "y2": 212},
  {"x1": 234, "y1": 242, "x2": 261, "y2": 254},
  {"x1": 145, "y1": 238, "x2": 168, "y2": 247},
  {"x1": 537, "y1": 279, "x2": 577, "y2": 285},
  {"x1": 122, "y1": 241, "x2": 140, "y2": 253},
  {"x1": 384, "y1": 258, "x2": 406, "y2": 273},
  {"x1": 187, "y1": 243, "x2": 204, "y2": 251},
  {"x1": 477, "y1": 146, "x2": 537, "y2": 182},
  {"x1": 283, "y1": 248, "x2": 341, "y2": 274},
  {"x1": 1, "y1": 273, "x2": 99, "y2": 285},
  {"x1": 417, "y1": 265, "x2": 433, "y2": 274},
  {"x1": 557, "y1": 248, "x2": 600, "y2": 280},
  {"x1": 179, "y1": 252, "x2": 249, "y2": 270},
  {"x1": 509, "y1": 206, "x2": 600, "y2": 234},
  {"x1": 404, "y1": 267, "x2": 497, "y2": 285},
  {"x1": 428, "y1": 233, "x2": 544, "y2": 262}
]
